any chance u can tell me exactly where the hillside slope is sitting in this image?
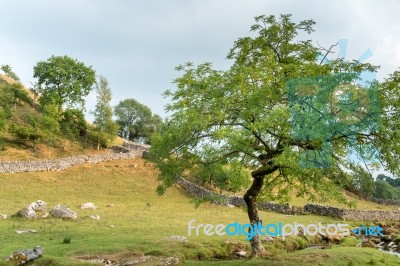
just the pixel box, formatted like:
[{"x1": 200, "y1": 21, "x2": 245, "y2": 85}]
[{"x1": 0, "y1": 74, "x2": 116, "y2": 160}]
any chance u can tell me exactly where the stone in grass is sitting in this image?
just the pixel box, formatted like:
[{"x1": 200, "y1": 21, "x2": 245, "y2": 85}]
[
  {"x1": 50, "y1": 205, "x2": 78, "y2": 220},
  {"x1": 262, "y1": 236, "x2": 275, "y2": 242},
  {"x1": 89, "y1": 214, "x2": 100, "y2": 220},
  {"x1": 9, "y1": 246, "x2": 44, "y2": 265},
  {"x1": 160, "y1": 257, "x2": 180, "y2": 265},
  {"x1": 15, "y1": 229, "x2": 37, "y2": 234},
  {"x1": 166, "y1": 235, "x2": 188, "y2": 242},
  {"x1": 0, "y1": 214, "x2": 7, "y2": 219},
  {"x1": 358, "y1": 239, "x2": 376, "y2": 248},
  {"x1": 80, "y1": 202, "x2": 97, "y2": 210},
  {"x1": 16, "y1": 200, "x2": 47, "y2": 219},
  {"x1": 234, "y1": 249, "x2": 247, "y2": 258}
]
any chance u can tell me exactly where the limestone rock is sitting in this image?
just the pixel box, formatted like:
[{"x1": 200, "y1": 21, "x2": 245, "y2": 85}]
[
  {"x1": 262, "y1": 236, "x2": 275, "y2": 242},
  {"x1": 166, "y1": 235, "x2": 187, "y2": 242},
  {"x1": 16, "y1": 200, "x2": 47, "y2": 219},
  {"x1": 89, "y1": 214, "x2": 100, "y2": 220},
  {"x1": 9, "y1": 246, "x2": 43, "y2": 265},
  {"x1": 161, "y1": 257, "x2": 180, "y2": 266},
  {"x1": 234, "y1": 249, "x2": 247, "y2": 257},
  {"x1": 80, "y1": 202, "x2": 97, "y2": 210},
  {"x1": 326, "y1": 234, "x2": 343, "y2": 244},
  {"x1": 15, "y1": 229, "x2": 37, "y2": 234},
  {"x1": 0, "y1": 214, "x2": 7, "y2": 219},
  {"x1": 376, "y1": 241, "x2": 385, "y2": 248},
  {"x1": 50, "y1": 205, "x2": 77, "y2": 220},
  {"x1": 359, "y1": 239, "x2": 376, "y2": 248}
]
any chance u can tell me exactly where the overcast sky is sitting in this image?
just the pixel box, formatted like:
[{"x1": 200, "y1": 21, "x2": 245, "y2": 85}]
[{"x1": 1, "y1": 0, "x2": 399, "y2": 120}]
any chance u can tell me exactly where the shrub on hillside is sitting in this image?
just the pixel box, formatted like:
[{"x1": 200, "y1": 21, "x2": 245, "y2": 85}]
[
  {"x1": 9, "y1": 123, "x2": 45, "y2": 150},
  {"x1": 60, "y1": 109, "x2": 88, "y2": 139}
]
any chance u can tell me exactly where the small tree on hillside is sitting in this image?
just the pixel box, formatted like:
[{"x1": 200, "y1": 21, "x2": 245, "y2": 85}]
[
  {"x1": 1, "y1": 64, "x2": 21, "y2": 82},
  {"x1": 92, "y1": 76, "x2": 118, "y2": 149},
  {"x1": 149, "y1": 14, "x2": 400, "y2": 256}
]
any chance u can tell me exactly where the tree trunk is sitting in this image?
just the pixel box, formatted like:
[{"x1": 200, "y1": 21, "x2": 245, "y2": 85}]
[{"x1": 243, "y1": 175, "x2": 265, "y2": 256}]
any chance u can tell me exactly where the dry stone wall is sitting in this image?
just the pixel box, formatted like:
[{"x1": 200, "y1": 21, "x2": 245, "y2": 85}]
[
  {"x1": 177, "y1": 178, "x2": 301, "y2": 214},
  {"x1": 178, "y1": 178, "x2": 400, "y2": 221},
  {"x1": 0, "y1": 142, "x2": 149, "y2": 174},
  {"x1": 304, "y1": 204, "x2": 400, "y2": 221},
  {"x1": 365, "y1": 196, "x2": 400, "y2": 206}
]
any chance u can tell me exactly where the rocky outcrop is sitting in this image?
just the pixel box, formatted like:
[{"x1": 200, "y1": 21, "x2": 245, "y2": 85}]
[{"x1": 50, "y1": 205, "x2": 78, "y2": 220}]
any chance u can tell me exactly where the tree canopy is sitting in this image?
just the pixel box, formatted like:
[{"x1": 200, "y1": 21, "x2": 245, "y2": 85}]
[
  {"x1": 114, "y1": 98, "x2": 162, "y2": 144},
  {"x1": 92, "y1": 75, "x2": 118, "y2": 149},
  {"x1": 148, "y1": 14, "x2": 400, "y2": 256},
  {"x1": 33, "y1": 55, "x2": 96, "y2": 110}
]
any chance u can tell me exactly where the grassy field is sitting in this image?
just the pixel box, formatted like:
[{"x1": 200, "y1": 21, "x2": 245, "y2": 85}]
[{"x1": 0, "y1": 158, "x2": 398, "y2": 265}]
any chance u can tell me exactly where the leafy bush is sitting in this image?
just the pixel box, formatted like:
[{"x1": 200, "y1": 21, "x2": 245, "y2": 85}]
[
  {"x1": 348, "y1": 165, "x2": 375, "y2": 197},
  {"x1": 87, "y1": 127, "x2": 111, "y2": 148},
  {"x1": 60, "y1": 109, "x2": 87, "y2": 139},
  {"x1": 9, "y1": 123, "x2": 44, "y2": 150}
]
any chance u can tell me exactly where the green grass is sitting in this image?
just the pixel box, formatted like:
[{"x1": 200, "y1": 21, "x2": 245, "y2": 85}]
[
  {"x1": 186, "y1": 247, "x2": 400, "y2": 265},
  {"x1": 0, "y1": 159, "x2": 398, "y2": 265}
]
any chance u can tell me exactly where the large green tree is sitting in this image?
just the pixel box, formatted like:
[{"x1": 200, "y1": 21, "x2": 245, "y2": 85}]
[
  {"x1": 114, "y1": 98, "x2": 162, "y2": 144},
  {"x1": 33, "y1": 55, "x2": 96, "y2": 110},
  {"x1": 149, "y1": 14, "x2": 399, "y2": 256}
]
